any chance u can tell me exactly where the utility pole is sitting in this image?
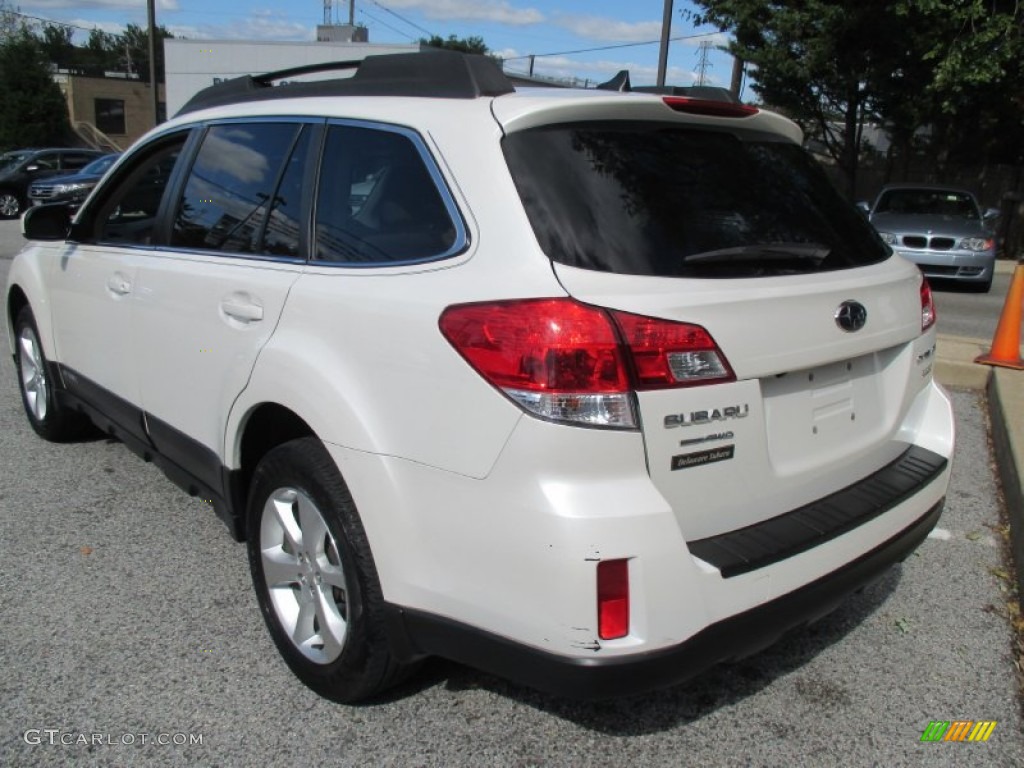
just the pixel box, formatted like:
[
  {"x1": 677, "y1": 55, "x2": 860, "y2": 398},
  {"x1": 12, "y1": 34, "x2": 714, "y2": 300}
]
[
  {"x1": 730, "y1": 56, "x2": 744, "y2": 98},
  {"x1": 147, "y1": 0, "x2": 159, "y2": 125},
  {"x1": 695, "y1": 40, "x2": 712, "y2": 86},
  {"x1": 656, "y1": 0, "x2": 673, "y2": 88}
]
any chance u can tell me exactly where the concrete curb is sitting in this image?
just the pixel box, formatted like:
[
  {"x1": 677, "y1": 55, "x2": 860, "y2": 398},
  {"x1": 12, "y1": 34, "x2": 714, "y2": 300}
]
[
  {"x1": 936, "y1": 336, "x2": 993, "y2": 390},
  {"x1": 936, "y1": 332, "x2": 1024, "y2": 597},
  {"x1": 989, "y1": 369, "x2": 1024, "y2": 599}
]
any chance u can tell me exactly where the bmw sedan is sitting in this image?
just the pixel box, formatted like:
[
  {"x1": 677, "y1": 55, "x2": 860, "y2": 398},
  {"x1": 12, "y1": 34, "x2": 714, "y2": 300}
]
[{"x1": 864, "y1": 184, "x2": 997, "y2": 292}]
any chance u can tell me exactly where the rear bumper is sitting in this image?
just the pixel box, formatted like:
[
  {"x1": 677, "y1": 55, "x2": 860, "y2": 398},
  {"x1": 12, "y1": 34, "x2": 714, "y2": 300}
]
[{"x1": 385, "y1": 499, "x2": 943, "y2": 700}]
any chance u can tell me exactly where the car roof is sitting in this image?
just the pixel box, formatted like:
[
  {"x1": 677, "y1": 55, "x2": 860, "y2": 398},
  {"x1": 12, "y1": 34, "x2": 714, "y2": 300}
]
[{"x1": 170, "y1": 50, "x2": 801, "y2": 145}]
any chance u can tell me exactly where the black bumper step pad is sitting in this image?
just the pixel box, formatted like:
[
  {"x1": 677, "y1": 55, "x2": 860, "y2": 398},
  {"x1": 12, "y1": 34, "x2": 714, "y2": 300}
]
[{"x1": 688, "y1": 445, "x2": 947, "y2": 578}]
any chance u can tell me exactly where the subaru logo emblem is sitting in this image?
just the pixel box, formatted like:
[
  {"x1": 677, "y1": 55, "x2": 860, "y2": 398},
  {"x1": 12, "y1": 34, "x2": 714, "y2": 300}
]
[{"x1": 835, "y1": 300, "x2": 867, "y2": 332}]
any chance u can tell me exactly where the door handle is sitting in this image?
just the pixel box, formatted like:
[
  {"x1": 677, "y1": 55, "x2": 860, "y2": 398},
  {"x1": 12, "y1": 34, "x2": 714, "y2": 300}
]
[
  {"x1": 220, "y1": 298, "x2": 264, "y2": 323},
  {"x1": 106, "y1": 273, "x2": 131, "y2": 296}
]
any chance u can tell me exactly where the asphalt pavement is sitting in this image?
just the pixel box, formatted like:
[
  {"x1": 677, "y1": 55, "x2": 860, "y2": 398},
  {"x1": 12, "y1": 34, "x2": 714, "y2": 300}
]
[{"x1": 1, "y1": 224, "x2": 1022, "y2": 766}]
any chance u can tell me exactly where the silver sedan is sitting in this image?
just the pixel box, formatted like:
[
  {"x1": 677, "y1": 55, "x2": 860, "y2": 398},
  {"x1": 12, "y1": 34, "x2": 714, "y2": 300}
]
[{"x1": 863, "y1": 184, "x2": 998, "y2": 292}]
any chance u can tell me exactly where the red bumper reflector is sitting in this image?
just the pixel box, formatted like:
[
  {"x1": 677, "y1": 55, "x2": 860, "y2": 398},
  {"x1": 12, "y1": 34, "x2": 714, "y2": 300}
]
[{"x1": 597, "y1": 559, "x2": 630, "y2": 640}]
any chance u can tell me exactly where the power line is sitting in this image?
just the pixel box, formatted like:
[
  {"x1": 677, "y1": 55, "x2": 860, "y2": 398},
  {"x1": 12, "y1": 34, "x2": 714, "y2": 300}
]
[
  {"x1": 370, "y1": 0, "x2": 433, "y2": 38},
  {"x1": 502, "y1": 31, "x2": 721, "y2": 62},
  {"x1": 7, "y1": 10, "x2": 108, "y2": 34},
  {"x1": 357, "y1": 9, "x2": 416, "y2": 42}
]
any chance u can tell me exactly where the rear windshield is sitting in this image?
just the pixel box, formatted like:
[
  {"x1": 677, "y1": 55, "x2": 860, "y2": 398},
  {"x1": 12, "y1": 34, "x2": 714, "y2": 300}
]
[{"x1": 502, "y1": 122, "x2": 890, "y2": 278}]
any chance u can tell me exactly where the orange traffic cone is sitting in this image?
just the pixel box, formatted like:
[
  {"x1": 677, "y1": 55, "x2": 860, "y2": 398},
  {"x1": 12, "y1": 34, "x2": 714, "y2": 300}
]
[{"x1": 976, "y1": 263, "x2": 1024, "y2": 369}]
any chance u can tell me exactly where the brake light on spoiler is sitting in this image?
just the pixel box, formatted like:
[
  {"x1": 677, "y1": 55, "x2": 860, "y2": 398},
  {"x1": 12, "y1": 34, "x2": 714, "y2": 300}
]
[
  {"x1": 662, "y1": 96, "x2": 759, "y2": 118},
  {"x1": 439, "y1": 299, "x2": 735, "y2": 429}
]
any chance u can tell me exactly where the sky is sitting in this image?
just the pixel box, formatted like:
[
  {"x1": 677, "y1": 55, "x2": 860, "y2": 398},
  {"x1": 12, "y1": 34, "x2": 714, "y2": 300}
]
[{"x1": 11, "y1": 0, "x2": 741, "y2": 90}]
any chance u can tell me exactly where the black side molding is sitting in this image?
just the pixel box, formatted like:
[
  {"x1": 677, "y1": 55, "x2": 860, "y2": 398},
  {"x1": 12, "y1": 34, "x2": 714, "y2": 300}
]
[
  {"x1": 384, "y1": 500, "x2": 943, "y2": 700},
  {"x1": 688, "y1": 445, "x2": 947, "y2": 577}
]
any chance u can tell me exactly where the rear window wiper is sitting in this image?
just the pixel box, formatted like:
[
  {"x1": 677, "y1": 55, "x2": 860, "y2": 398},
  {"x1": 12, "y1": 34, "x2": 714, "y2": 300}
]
[{"x1": 682, "y1": 243, "x2": 831, "y2": 264}]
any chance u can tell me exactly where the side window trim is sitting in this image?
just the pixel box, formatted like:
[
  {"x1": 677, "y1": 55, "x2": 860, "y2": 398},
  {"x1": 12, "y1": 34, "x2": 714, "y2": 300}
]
[
  {"x1": 151, "y1": 128, "x2": 204, "y2": 246},
  {"x1": 250, "y1": 121, "x2": 323, "y2": 261},
  {"x1": 312, "y1": 118, "x2": 469, "y2": 268}
]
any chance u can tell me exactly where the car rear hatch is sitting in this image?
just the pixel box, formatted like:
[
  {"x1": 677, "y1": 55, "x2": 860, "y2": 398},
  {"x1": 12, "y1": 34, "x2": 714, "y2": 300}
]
[{"x1": 495, "y1": 97, "x2": 937, "y2": 542}]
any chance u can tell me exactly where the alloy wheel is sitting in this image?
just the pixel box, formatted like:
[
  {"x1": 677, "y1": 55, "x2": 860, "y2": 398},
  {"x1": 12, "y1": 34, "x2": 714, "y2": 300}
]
[
  {"x1": 260, "y1": 487, "x2": 349, "y2": 664},
  {"x1": 18, "y1": 324, "x2": 48, "y2": 422}
]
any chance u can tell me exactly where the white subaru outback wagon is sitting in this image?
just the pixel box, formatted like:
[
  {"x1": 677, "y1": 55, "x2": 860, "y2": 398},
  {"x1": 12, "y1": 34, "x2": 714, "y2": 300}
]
[{"x1": 6, "y1": 52, "x2": 954, "y2": 702}]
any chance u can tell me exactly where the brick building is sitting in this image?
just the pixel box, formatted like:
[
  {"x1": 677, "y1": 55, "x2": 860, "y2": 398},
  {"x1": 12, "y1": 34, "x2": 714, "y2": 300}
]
[{"x1": 53, "y1": 72, "x2": 165, "y2": 151}]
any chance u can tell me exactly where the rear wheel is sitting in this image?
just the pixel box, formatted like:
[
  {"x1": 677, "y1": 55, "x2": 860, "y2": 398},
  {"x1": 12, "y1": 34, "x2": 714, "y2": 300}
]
[
  {"x1": 0, "y1": 190, "x2": 20, "y2": 218},
  {"x1": 246, "y1": 437, "x2": 410, "y2": 702},
  {"x1": 14, "y1": 306, "x2": 91, "y2": 441}
]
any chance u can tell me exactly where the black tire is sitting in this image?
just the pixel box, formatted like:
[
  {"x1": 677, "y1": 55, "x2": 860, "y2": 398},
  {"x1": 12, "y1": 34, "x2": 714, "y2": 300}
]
[
  {"x1": 246, "y1": 437, "x2": 409, "y2": 702},
  {"x1": 13, "y1": 306, "x2": 92, "y2": 441},
  {"x1": 0, "y1": 190, "x2": 21, "y2": 219}
]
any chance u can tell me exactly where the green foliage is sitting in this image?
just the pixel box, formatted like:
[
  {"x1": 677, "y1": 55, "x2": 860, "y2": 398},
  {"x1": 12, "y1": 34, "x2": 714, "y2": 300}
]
[
  {"x1": 688, "y1": 0, "x2": 1024, "y2": 190},
  {"x1": 0, "y1": 29, "x2": 71, "y2": 149},
  {"x1": 420, "y1": 34, "x2": 488, "y2": 55}
]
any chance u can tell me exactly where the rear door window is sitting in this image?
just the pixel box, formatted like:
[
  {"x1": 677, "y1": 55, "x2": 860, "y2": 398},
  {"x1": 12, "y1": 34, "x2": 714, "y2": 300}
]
[
  {"x1": 502, "y1": 122, "x2": 890, "y2": 278},
  {"x1": 171, "y1": 122, "x2": 308, "y2": 256}
]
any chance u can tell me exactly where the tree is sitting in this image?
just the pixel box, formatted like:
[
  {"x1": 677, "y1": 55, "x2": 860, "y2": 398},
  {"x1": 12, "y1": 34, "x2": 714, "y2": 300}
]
[
  {"x1": 689, "y1": 1, "x2": 1024, "y2": 192},
  {"x1": 420, "y1": 34, "x2": 488, "y2": 55},
  {"x1": 689, "y1": 1, "x2": 916, "y2": 196},
  {"x1": 0, "y1": 28, "x2": 71, "y2": 149}
]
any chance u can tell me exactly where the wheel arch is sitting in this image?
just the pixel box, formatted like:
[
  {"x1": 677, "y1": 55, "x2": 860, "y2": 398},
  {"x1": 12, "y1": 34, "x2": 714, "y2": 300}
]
[
  {"x1": 229, "y1": 402, "x2": 316, "y2": 541},
  {"x1": 6, "y1": 283, "x2": 30, "y2": 354},
  {"x1": 5, "y1": 248, "x2": 58, "y2": 362}
]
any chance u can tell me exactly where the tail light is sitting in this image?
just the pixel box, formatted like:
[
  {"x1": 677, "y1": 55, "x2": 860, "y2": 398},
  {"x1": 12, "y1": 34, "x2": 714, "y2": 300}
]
[
  {"x1": 662, "y1": 96, "x2": 759, "y2": 118},
  {"x1": 439, "y1": 299, "x2": 734, "y2": 429},
  {"x1": 920, "y1": 278, "x2": 936, "y2": 332},
  {"x1": 597, "y1": 559, "x2": 630, "y2": 640}
]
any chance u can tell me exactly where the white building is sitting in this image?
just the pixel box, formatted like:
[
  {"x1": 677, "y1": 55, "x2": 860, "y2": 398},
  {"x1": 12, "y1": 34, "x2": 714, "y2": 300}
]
[{"x1": 164, "y1": 38, "x2": 420, "y2": 117}]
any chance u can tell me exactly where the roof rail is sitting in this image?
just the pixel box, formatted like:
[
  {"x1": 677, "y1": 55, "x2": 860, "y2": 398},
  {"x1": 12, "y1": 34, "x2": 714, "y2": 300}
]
[{"x1": 176, "y1": 50, "x2": 516, "y2": 117}]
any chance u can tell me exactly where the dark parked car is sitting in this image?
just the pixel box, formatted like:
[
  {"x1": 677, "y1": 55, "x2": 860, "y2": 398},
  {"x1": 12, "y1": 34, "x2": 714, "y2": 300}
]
[
  {"x1": 28, "y1": 153, "x2": 121, "y2": 209},
  {"x1": 0, "y1": 148, "x2": 104, "y2": 218},
  {"x1": 861, "y1": 184, "x2": 998, "y2": 292}
]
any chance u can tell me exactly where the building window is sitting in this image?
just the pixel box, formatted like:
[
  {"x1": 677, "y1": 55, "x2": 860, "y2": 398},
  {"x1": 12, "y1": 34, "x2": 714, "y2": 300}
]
[{"x1": 95, "y1": 98, "x2": 126, "y2": 135}]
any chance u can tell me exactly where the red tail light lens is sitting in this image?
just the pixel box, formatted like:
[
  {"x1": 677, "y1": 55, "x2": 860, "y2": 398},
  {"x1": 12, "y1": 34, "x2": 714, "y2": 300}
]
[
  {"x1": 920, "y1": 278, "x2": 936, "y2": 332},
  {"x1": 597, "y1": 559, "x2": 630, "y2": 640},
  {"x1": 662, "y1": 96, "x2": 759, "y2": 118},
  {"x1": 612, "y1": 310, "x2": 735, "y2": 389},
  {"x1": 439, "y1": 299, "x2": 734, "y2": 428}
]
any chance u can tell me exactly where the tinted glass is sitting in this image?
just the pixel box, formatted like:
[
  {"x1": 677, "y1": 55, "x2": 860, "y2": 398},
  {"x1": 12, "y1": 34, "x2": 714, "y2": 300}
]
[
  {"x1": 62, "y1": 153, "x2": 97, "y2": 171},
  {"x1": 314, "y1": 125, "x2": 458, "y2": 264},
  {"x1": 262, "y1": 128, "x2": 311, "y2": 258},
  {"x1": 502, "y1": 122, "x2": 890, "y2": 278},
  {"x1": 30, "y1": 153, "x2": 59, "y2": 171},
  {"x1": 81, "y1": 154, "x2": 119, "y2": 175},
  {"x1": 96, "y1": 140, "x2": 184, "y2": 245},
  {"x1": 875, "y1": 189, "x2": 979, "y2": 220},
  {"x1": 172, "y1": 123, "x2": 301, "y2": 254}
]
